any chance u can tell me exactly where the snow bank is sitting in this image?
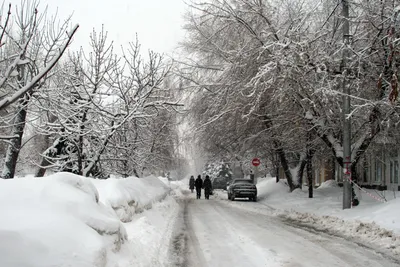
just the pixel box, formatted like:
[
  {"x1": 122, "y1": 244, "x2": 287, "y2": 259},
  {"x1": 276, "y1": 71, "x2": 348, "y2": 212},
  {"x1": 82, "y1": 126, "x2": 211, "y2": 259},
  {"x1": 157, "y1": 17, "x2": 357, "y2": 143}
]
[
  {"x1": 92, "y1": 175, "x2": 170, "y2": 222},
  {"x1": 317, "y1": 179, "x2": 339, "y2": 189},
  {"x1": 256, "y1": 177, "x2": 290, "y2": 198},
  {"x1": 169, "y1": 179, "x2": 191, "y2": 198},
  {"x1": 281, "y1": 210, "x2": 400, "y2": 255},
  {"x1": 0, "y1": 172, "x2": 173, "y2": 267},
  {"x1": 0, "y1": 172, "x2": 127, "y2": 267},
  {"x1": 111, "y1": 196, "x2": 180, "y2": 267},
  {"x1": 256, "y1": 177, "x2": 400, "y2": 256},
  {"x1": 158, "y1": 176, "x2": 170, "y2": 187}
]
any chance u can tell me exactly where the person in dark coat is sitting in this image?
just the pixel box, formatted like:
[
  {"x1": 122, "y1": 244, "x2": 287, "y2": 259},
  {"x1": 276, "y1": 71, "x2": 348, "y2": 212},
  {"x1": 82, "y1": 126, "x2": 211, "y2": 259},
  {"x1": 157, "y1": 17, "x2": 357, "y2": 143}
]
[
  {"x1": 195, "y1": 175, "x2": 203, "y2": 199},
  {"x1": 189, "y1": 175, "x2": 195, "y2": 193},
  {"x1": 203, "y1": 175, "x2": 212, "y2": 199}
]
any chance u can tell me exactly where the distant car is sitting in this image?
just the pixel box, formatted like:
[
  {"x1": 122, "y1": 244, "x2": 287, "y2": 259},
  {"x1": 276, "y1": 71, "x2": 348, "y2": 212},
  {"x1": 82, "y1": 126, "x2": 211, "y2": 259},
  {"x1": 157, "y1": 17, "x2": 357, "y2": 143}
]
[
  {"x1": 209, "y1": 184, "x2": 214, "y2": 196},
  {"x1": 227, "y1": 179, "x2": 257, "y2": 202},
  {"x1": 212, "y1": 177, "x2": 228, "y2": 190}
]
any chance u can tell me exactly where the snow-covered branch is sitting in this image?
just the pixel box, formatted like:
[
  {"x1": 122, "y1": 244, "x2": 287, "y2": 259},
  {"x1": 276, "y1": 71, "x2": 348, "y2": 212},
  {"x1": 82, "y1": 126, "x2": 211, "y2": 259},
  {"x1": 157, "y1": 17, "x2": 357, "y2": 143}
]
[{"x1": 0, "y1": 24, "x2": 79, "y2": 110}]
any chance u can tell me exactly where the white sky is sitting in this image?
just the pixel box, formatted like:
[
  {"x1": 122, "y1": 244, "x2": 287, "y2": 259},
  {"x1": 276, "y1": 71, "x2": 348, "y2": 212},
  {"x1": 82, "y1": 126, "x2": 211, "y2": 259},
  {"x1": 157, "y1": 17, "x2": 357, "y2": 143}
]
[{"x1": 6, "y1": 0, "x2": 187, "y2": 55}]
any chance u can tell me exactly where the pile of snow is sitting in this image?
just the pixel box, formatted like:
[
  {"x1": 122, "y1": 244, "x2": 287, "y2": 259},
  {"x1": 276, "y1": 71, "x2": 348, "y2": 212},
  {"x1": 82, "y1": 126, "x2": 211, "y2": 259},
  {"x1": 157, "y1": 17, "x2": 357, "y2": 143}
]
[
  {"x1": 169, "y1": 178, "x2": 191, "y2": 198},
  {"x1": 92, "y1": 175, "x2": 170, "y2": 222},
  {"x1": 254, "y1": 177, "x2": 400, "y2": 256},
  {"x1": 317, "y1": 179, "x2": 339, "y2": 189},
  {"x1": 281, "y1": 210, "x2": 400, "y2": 255},
  {"x1": 0, "y1": 172, "x2": 127, "y2": 267},
  {"x1": 111, "y1": 196, "x2": 180, "y2": 267},
  {"x1": 256, "y1": 177, "x2": 290, "y2": 198},
  {"x1": 0, "y1": 172, "x2": 174, "y2": 267},
  {"x1": 212, "y1": 176, "x2": 400, "y2": 255},
  {"x1": 158, "y1": 176, "x2": 170, "y2": 187}
]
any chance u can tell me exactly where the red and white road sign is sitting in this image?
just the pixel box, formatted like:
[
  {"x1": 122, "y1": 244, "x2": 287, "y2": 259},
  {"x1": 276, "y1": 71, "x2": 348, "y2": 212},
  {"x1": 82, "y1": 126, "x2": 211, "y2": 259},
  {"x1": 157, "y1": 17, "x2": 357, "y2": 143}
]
[{"x1": 252, "y1": 158, "x2": 260, "y2": 167}]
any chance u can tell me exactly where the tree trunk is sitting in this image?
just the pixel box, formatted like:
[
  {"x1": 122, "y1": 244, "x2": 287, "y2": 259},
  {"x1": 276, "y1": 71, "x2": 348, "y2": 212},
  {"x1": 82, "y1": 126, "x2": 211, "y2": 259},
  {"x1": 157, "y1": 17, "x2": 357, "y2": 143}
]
[
  {"x1": 350, "y1": 161, "x2": 359, "y2": 204},
  {"x1": 331, "y1": 155, "x2": 336, "y2": 181},
  {"x1": 83, "y1": 129, "x2": 115, "y2": 177},
  {"x1": 35, "y1": 163, "x2": 47, "y2": 178},
  {"x1": 1, "y1": 98, "x2": 29, "y2": 178},
  {"x1": 35, "y1": 137, "x2": 67, "y2": 177},
  {"x1": 276, "y1": 165, "x2": 279, "y2": 183},
  {"x1": 122, "y1": 159, "x2": 128, "y2": 178},
  {"x1": 264, "y1": 115, "x2": 298, "y2": 191},
  {"x1": 297, "y1": 158, "x2": 307, "y2": 189},
  {"x1": 133, "y1": 168, "x2": 140, "y2": 178},
  {"x1": 275, "y1": 144, "x2": 301, "y2": 192},
  {"x1": 306, "y1": 148, "x2": 315, "y2": 198},
  {"x1": 273, "y1": 149, "x2": 280, "y2": 182}
]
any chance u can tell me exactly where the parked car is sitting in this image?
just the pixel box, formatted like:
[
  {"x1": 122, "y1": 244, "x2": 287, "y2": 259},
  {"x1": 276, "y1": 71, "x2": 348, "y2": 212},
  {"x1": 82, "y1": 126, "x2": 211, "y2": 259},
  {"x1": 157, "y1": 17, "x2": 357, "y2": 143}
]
[{"x1": 227, "y1": 179, "x2": 257, "y2": 202}]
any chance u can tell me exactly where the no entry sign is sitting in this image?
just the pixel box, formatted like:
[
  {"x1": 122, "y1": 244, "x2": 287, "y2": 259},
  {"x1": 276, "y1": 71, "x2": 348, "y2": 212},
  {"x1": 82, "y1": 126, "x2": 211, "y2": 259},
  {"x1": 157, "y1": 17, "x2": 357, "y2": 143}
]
[{"x1": 252, "y1": 158, "x2": 260, "y2": 167}]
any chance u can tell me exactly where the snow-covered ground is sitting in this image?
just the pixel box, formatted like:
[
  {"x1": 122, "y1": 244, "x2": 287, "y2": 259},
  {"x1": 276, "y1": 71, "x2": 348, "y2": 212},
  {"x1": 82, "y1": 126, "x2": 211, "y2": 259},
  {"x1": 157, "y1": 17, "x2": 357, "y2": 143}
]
[
  {"x1": 0, "y1": 173, "x2": 174, "y2": 267},
  {"x1": 107, "y1": 196, "x2": 179, "y2": 267},
  {"x1": 214, "y1": 176, "x2": 400, "y2": 256},
  {"x1": 1, "y1": 173, "x2": 399, "y2": 266},
  {"x1": 179, "y1": 195, "x2": 397, "y2": 266}
]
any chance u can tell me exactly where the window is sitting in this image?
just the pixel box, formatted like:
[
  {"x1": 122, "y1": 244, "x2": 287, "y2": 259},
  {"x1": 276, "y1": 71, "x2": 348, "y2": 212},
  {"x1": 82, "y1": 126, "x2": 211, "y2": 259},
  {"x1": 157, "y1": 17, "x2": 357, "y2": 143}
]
[
  {"x1": 335, "y1": 162, "x2": 342, "y2": 182},
  {"x1": 391, "y1": 159, "x2": 399, "y2": 184},
  {"x1": 375, "y1": 160, "x2": 383, "y2": 183},
  {"x1": 362, "y1": 156, "x2": 369, "y2": 183},
  {"x1": 363, "y1": 163, "x2": 369, "y2": 183},
  {"x1": 390, "y1": 161, "x2": 394, "y2": 184}
]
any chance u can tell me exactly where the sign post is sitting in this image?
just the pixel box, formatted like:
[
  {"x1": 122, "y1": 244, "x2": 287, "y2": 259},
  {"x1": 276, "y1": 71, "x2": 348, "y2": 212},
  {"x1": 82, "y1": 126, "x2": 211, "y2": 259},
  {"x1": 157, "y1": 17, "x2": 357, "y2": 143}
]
[{"x1": 251, "y1": 158, "x2": 260, "y2": 184}]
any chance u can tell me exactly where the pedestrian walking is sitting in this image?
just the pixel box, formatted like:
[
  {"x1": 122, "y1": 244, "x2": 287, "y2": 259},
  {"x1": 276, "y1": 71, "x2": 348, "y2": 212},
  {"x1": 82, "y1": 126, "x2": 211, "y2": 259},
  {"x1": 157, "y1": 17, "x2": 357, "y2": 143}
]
[
  {"x1": 195, "y1": 175, "x2": 203, "y2": 199},
  {"x1": 203, "y1": 175, "x2": 212, "y2": 199},
  {"x1": 189, "y1": 175, "x2": 195, "y2": 193}
]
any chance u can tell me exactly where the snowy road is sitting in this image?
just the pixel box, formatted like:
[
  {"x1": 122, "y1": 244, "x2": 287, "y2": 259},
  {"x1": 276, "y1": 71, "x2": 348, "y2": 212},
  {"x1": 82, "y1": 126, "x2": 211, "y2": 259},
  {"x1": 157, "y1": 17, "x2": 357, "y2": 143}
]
[{"x1": 170, "y1": 196, "x2": 399, "y2": 267}]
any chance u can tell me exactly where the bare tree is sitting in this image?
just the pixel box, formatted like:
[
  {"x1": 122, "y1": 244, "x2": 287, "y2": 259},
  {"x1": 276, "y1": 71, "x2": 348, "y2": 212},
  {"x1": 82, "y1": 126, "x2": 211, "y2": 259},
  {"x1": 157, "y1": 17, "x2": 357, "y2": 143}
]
[
  {"x1": 179, "y1": 0, "x2": 312, "y2": 190},
  {"x1": 178, "y1": 0, "x2": 400, "y2": 191},
  {"x1": 101, "y1": 38, "x2": 180, "y2": 177},
  {"x1": 0, "y1": 1, "x2": 78, "y2": 178},
  {"x1": 34, "y1": 29, "x2": 181, "y2": 177}
]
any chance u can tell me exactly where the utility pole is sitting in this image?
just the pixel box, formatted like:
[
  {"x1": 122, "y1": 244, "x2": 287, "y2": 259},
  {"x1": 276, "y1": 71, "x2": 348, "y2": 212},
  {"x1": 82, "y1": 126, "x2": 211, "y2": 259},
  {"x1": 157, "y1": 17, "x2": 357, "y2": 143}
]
[{"x1": 342, "y1": 0, "x2": 352, "y2": 209}]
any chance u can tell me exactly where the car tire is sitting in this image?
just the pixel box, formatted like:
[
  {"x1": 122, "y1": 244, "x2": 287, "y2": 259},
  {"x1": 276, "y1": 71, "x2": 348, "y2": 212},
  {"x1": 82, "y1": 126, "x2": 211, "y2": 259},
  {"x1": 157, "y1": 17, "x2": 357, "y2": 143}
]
[
  {"x1": 228, "y1": 194, "x2": 231, "y2": 200},
  {"x1": 253, "y1": 196, "x2": 257, "y2": 202}
]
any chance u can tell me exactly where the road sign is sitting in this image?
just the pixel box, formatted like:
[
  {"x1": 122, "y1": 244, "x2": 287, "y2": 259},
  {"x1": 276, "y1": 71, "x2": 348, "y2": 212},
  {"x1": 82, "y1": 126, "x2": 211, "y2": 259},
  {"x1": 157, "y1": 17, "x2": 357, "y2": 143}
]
[{"x1": 252, "y1": 158, "x2": 260, "y2": 167}]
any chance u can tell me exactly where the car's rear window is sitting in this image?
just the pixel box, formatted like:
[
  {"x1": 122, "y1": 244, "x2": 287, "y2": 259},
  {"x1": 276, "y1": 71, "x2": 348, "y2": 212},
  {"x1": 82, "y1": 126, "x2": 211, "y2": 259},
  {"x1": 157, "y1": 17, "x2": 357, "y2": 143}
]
[{"x1": 233, "y1": 179, "x2": 252, "y2": 184}]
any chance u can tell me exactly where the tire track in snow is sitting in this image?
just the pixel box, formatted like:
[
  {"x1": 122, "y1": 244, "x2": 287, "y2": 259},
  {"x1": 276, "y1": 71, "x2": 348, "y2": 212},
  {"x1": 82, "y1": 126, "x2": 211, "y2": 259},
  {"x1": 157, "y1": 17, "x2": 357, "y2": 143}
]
[
  {"x1": 217, "y1": 200, "x2": 400, "y2": 266},
  {"x1": 169, "y1": 198, "x2": 189, "y2": 267},
  {"x1": 221, "y1": 193, "x2": 400, "y2": 264},
  {"x1": 169, "y1": 193, "x2": 208, "y2": 267}
]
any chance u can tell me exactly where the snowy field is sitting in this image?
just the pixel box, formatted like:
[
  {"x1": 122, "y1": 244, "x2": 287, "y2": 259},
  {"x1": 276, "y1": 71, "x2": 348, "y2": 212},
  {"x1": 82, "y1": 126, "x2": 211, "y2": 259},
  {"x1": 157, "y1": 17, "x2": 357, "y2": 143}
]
[{"x1": 1, "y1": 173, "x2": 399, "y2": 266}]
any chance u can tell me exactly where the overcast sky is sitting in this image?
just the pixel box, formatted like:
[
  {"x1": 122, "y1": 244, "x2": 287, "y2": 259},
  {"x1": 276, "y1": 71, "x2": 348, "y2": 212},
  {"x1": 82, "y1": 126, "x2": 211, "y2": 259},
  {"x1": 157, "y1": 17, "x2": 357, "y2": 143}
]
[{"x1": 6, "y1": 0, "x2": 187, "y2": 55}]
